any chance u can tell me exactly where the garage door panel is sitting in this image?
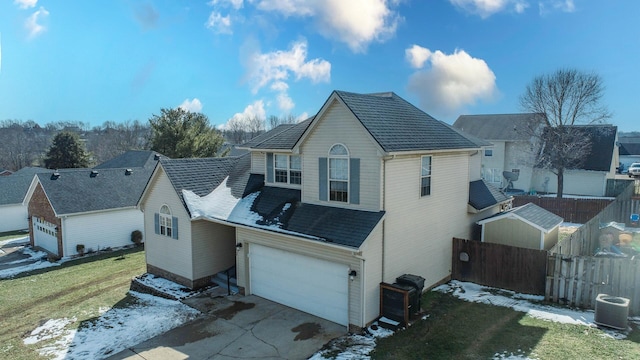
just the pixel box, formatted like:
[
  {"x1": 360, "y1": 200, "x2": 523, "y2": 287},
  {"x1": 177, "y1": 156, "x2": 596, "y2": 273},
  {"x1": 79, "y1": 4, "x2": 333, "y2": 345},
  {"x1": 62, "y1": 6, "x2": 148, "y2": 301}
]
[{"x1": 250, "y1": 244, "x2": 348, "y2": 326}]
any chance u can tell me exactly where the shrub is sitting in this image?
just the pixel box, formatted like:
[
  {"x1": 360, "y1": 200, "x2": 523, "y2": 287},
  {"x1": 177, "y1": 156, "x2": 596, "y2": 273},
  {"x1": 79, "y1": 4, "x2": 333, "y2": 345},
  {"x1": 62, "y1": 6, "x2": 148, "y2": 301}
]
[{"x1": 131, "y1": 230, "x2": 143, "y2": 246}]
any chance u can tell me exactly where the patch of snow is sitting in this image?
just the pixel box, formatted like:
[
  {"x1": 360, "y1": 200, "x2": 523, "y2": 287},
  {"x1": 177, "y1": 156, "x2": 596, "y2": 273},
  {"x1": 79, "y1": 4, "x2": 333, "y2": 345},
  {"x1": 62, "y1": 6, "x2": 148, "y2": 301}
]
[
  {"x1": 0, "y1": 258, "x2": 60, "y2": 279},
  {"x1": 0, "y1": 235, "x2": 30, "y2": 247},
  {"x1": 309, "y1": 322, "x2": 394, "y2": 360},
  {"x1": 493, "y1": 349, "x2": 538, "y2": 359},
  {"x1": 23, "y1": 291, "x2": 199, "y2": 360},
  {"x1": 134, "y1": 273, "x2": 197, "y2": 300},
  {"x1": 435, "y1": 281, "x2": 630, "y2": 339}
]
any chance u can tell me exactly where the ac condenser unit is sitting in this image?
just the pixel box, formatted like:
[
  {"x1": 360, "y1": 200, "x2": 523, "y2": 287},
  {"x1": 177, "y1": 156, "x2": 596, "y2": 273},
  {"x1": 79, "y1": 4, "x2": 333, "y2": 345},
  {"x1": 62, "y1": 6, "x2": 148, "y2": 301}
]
[{"x1": 594, "y1": 294, "x2": 630, "y2": 330}]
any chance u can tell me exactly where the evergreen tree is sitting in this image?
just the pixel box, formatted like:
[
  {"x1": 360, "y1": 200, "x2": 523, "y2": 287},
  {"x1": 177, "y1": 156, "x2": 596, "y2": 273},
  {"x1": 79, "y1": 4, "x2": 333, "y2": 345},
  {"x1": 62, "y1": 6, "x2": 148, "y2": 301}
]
[
  {"x1": 149, "y1": 108, "x2": 226, "y2": 158},
  {"x1": 44, "y1": 131, "x2": 90, "y2": 169}
]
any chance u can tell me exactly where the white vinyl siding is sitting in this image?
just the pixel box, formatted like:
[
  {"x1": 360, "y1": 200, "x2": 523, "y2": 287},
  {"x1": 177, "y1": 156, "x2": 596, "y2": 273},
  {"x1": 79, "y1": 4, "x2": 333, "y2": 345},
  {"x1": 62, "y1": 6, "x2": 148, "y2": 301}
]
[
  {"x1": 191, "y1": 220, "x2": 236, "y2": 280},
  {"x1": 62, "y1": 208, "x2": 143, "y2": 257},
  {"x1": 301, "y1": 100, "x2": 381, "y2": 211},
  {"x1": 383, "y1": 153, "x2": 471, "y2": 287},
  {"x1": 143, "y1": 168, "x2": 194, "y2": 280},
  {"x1": 251, "y1": 152, "x2": 266, "y2": 174},
  {"x1": 0, "y1": 204, "x2": 28, "y2": 232},
  {"x1": 531, "y1": 168, "x2": 608, "y2": 196}
]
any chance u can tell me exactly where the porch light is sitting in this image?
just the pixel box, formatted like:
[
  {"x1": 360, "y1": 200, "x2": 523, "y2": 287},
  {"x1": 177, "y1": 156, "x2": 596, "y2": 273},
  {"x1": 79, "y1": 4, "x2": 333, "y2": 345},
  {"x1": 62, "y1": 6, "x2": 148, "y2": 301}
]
[
  {"x1": 349, "y1": 270, "x2": 357, "y2": 280},
  {"x1": 236, "y1": 243, "x2": 243, "y2": 249}
]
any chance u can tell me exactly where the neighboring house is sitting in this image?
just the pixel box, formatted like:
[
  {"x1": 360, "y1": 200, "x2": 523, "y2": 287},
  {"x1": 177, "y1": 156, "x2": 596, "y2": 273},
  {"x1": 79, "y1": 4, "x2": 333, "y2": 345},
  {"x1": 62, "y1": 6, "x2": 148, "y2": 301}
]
[
  {"x1": 25, "y1": 151, "x2": 161, "y2": 257},
  {"x1": 531, "y1": 125, "x2": 619, "y2": 196},
  {"x1": 477, "y1": 203, "x2": 563, "y2": 250},
  {"x1": 454, "y1": 114, "x2": 619, "y2": 196},
  {"x1": 0, "y1": 167, "x2": 48, "y2": 232},
  {"x1": 453, "y1": 113, "x2": 544, "y2": 192},
  {"x1": 0, "y1": 169, "x2": 13, "y2": 176},
  {"x1": 618, "y1": 136, "x2": 640, "y2": 172},
  {"x1": 139, "y1": 90, "x2": 510, "y2": 331}
]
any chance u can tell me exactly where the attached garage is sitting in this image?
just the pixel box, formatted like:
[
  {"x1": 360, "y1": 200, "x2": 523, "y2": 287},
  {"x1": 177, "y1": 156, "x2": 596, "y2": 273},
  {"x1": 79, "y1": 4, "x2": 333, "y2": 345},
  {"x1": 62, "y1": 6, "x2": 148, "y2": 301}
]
[
  {"x1": 249, "y1": 244, "x2": 349, "y2": 326},
  {"x1": 33, "y1": 217, "x2": 59, "y2": 255}
]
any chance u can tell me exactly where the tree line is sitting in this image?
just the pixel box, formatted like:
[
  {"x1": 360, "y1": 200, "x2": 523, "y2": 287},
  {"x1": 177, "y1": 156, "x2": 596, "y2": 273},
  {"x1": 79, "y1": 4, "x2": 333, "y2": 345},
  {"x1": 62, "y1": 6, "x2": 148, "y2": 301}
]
[{"x1": 0, "y1": 112, "x2": 300, "y2": 171}]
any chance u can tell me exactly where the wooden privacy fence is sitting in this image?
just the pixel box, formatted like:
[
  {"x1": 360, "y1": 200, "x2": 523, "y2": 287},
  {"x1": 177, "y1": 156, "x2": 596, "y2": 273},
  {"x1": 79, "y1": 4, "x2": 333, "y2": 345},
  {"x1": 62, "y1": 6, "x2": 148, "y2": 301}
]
[
  {"x1": 512, "y1": 196, "x2": 613, "y2": 224},
  {"x1": 451, "y1": 238, "x2": 548, "y2": 295},
  {"x1": 546, "y1": 254, "x2": 640, "y2": 315}
]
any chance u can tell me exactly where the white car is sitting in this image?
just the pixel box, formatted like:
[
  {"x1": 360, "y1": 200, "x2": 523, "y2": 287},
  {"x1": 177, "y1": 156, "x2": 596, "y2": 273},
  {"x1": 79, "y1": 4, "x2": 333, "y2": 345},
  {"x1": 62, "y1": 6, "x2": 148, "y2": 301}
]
[{"x1": 628, "y1": 163, "x2": 640, "y2": 178}]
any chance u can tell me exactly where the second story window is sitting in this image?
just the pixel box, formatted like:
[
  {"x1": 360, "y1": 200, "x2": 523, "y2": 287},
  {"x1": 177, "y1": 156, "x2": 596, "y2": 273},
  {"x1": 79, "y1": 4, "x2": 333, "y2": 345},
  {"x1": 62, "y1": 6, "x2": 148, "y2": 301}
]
[
  {"x1": 274, "y1": 154, "x2": 302, "y2": 185},
  {"x1": 421, "y1": 156, "x2": 432, "y2": 197},
  {"x1": 484, "y1": 149, "x2": 493, "y2": 157},
  {"x1": 329, "y1": 144, "x2": 349, "y2": 202}
]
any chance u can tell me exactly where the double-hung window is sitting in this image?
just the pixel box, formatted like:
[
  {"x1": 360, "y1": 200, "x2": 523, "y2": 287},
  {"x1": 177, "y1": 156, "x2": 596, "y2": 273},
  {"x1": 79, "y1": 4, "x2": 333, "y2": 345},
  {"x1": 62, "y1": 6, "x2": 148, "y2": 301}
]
[
  {"x1": 329, "y1": 144, "x2": 349, "y2": 202},
  {"x1": 274, "y1": 154, "x2": 302, "y2": 185},
  {"x1": 421, "y1": 156, "x2": 432, "y2": 197}
]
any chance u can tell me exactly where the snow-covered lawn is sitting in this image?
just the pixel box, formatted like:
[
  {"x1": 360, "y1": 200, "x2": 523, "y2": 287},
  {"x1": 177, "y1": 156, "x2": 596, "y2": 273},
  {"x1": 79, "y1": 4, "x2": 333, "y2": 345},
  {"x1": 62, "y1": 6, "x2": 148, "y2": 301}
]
[
  {"x1": 22, "y1": 280, "x2": 200, "y2": 360},
  {"x1": 0, "y1": 237, "x2": 60, "y2": 279}
]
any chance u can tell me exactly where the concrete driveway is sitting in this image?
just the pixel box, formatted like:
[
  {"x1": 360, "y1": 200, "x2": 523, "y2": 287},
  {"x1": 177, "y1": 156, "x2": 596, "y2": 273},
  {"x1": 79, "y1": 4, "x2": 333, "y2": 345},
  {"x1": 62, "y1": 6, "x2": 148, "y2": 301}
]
[{"x1": 108, "y1": 290, "x2": 347, "y2": 360}]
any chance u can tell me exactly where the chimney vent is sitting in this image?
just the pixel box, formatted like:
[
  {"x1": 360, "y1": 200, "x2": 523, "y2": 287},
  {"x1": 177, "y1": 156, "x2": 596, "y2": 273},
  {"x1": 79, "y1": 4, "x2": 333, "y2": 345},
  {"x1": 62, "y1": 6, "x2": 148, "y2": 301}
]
[
  {"x1": 50, "y1": 172, "x2": 60, "y2": 180},
  {"x1": 125, "y1": 168, "x2": 133, "y2": 175},
  {"x1": 90, "y1": 170, "x2": 99, "y2": 178}
]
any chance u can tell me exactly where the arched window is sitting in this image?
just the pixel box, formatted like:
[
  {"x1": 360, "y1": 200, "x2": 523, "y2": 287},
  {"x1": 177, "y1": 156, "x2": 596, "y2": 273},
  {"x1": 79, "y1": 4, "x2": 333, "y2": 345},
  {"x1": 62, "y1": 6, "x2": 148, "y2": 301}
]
[
  {"x1": 159, "y1": 205, "x2": 173, "y2": 237},
  {"x1": 329, "y1": 144, "x2": 349, "y2": 202}
]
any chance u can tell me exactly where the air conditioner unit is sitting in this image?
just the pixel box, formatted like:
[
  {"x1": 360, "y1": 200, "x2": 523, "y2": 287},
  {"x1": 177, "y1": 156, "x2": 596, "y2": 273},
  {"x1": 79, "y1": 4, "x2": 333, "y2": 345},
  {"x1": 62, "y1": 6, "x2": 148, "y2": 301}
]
[{"x1": 594, "y1": 294, "x2": 629, "y2": 330}]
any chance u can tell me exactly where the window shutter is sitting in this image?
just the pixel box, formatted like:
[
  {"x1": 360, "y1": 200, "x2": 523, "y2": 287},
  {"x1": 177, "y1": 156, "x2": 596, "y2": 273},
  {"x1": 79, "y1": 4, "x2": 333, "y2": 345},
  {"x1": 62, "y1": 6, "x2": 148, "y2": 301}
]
[
  {"x1": 154, "y1": 213, "x2": 160, "y2": 234},
  {"x1": 266, "y1": 153, "x2": 274, "y2": 183},
  {"x1": 350, "y1": 158, "x2": 360, "y2": 204},
  {"x1": 172, "y1": 216, "x2": 179, "y2": 239},
  {"x1": 319, "y1": 157, "x2": 328, "y2": 201}
]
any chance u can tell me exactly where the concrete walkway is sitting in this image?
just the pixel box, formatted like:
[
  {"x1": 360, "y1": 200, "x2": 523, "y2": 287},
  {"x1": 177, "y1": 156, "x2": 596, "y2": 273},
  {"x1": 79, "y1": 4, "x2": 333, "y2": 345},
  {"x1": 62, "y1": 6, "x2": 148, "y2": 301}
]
[{"x1": 108, "y1": 291, "x2": 346, "y2": 360}]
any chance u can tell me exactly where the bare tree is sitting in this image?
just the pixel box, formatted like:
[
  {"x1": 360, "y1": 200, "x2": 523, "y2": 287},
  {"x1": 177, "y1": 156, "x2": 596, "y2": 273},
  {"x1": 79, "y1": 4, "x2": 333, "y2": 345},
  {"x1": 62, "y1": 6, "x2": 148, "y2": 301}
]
[
  {"x1": 520, "y1": 69, "x2": 611, "y2": 197},
  {"x1": 267, "y1": 114, "x2": 298, "y2": 129}
]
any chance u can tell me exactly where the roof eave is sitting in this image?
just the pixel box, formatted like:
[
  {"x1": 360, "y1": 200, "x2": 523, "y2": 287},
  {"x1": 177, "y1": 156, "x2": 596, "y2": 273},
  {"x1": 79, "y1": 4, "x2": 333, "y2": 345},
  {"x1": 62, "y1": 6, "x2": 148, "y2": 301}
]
[{"x1": 386, "y1": 146, "x2": 481, "y2": 156}]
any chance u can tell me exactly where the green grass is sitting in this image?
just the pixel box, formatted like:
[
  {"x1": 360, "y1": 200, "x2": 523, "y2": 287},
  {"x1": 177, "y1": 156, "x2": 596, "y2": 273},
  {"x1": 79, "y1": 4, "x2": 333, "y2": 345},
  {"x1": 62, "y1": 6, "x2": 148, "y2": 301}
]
[
  {"x1": 372, "y1": 291, "x2": 640, "y2": 360},
  {"x1": 0, "y1": 247, "x2": 146, "y2": 360},
  {"x1": 0, "y1": 230, "x2": 30, "y2": 242}
]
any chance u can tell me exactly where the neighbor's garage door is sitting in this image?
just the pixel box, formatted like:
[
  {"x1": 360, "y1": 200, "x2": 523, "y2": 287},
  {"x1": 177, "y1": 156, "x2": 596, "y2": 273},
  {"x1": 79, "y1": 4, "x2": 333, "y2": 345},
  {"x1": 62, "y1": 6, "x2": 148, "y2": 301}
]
[
  {"x1": 33, "y1": 217, "x2": 59, "y2": 255},
  {"x1": 249, "y1": 244, "x2": 349, "y2": 326}
]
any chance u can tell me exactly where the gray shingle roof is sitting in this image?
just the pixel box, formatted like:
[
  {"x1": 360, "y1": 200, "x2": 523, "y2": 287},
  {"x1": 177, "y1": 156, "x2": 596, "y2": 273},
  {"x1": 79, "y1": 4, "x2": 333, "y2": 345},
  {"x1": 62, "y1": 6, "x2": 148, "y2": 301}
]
[
  {"x1": 36, "y1": 167, "x2": 153, "y2": 215},
  {"x1": 334, "y1": 91, "x2": 480, "y2": 152},
  {"x1": 538, "y1": 125, "x2": 617, "y2": 171},
  {"x1": 242, "y1": 118, "x2": 315, "y2": 150},
  {"x1": 12, "y1": 167, "x2": 47, "y2": 177},
  {"x1": 248, "y1": 186, "x2": 384, "y2": 248},
  {"x1": 619, "y1": 142, "x2": 640, "y2": 156},
  {"x1": 453, "y1": 113, "x2": 545, "y2": 141},
  {"x1": 480, "y1": 202, "x2": 562, "y2": 232},
  {"x1": 161, "y1": 155, "x2": 251, "y2": 216},
  {"x1": 94, "y1": 150, "x2": 164, "y2": 169},
  {"x1": 0, "y1": 175, "x2": 34, "y2": 205},
  {"x1": 468, "y1": 179, "x2": 511, "y2": 211}
]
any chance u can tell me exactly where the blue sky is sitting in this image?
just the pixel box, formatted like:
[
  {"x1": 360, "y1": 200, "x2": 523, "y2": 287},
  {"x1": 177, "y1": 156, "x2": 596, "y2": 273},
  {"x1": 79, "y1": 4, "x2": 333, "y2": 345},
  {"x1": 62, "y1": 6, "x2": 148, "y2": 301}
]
[{"x1": 0, "y1": 0, "x2": 638, "y2": 132}]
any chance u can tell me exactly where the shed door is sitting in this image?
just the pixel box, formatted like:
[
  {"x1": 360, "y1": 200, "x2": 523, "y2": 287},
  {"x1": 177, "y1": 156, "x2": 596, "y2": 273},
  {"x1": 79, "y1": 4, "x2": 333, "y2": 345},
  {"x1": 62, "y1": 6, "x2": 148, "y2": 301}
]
[
  {"x1": 33, "y1": 217, "x2": 59, "y2": 255},
  {"x1": 249, "y1": 244, "x2": 349, "y2": 326}
]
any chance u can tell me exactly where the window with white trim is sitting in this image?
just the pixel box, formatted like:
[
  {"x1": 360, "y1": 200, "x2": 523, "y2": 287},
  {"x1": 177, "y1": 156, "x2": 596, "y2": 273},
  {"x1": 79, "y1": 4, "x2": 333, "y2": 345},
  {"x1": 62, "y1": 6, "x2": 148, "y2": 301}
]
[
  {"x1": 329, "y1": 144, "x2": 349, "y2": 202},
  {"x1": 159, "y1": 205, "x2": 173, "y2": 237},
  {"x1": 484, "y1": 148, "x2": 493, "y2": 157},
  {"x1": 274, "y1": 154, "x2": 302, "y2": 185},
  {"x1": 421, "y1": 156, "x2": 432, "y2": 197}
]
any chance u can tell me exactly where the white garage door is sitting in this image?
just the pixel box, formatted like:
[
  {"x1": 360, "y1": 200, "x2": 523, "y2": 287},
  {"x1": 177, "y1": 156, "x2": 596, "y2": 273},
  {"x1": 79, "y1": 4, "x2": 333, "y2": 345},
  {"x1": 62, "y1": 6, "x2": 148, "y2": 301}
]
[
  {"x1": 250, "y1": 244, "x2": 349, "y2": 326},
  {"x1": 33, "y1": 217, "x2": 59, "y2": 255}
]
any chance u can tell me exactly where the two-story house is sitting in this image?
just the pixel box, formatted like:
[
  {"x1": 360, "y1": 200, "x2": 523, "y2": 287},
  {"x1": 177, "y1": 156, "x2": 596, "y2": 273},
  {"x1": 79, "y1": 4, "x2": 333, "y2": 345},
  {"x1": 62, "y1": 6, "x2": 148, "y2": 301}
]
[
  {"x1": 454, "y1": 114, "x2": 619, "y2": 197},
  {"x1": 138, "y1": 90, "x2": 510, "y2": 331}
]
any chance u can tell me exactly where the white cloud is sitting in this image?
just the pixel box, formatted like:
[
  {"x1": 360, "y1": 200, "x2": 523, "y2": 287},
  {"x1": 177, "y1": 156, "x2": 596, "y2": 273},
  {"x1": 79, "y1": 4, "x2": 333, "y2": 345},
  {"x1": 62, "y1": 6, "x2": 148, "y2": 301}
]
[
  {"x1": 14, "y1": 0, "x2": 37, "y2": 9},
  {"x1": 255, "y1": 0, "x2": 401, "y2": 53},
  {"x1": 209, "y1": 0, "x2": 244, "y2": 10},
  {"x1": 407, "y1": 48, "x2": 497, "y2": 116},
  {"x1": 205, "y1": 11, "x2": 233, "y2": 34},
  {"x1": 539, "y1": 0, "x2": 575, "y2": 15},
  {"x1": 405, "y1": 44, "x2": 432, "y2": 69},
  {"x1": 178, "y1": 98, "x2": 203, "y2": 113},
  {"x1": 25, "y1": 7, "x2": 49, "y2": 39},
  {"x1": 219, "y1": 100, "x2": 266, "y2": 130},
  {"x1": 277, "y1": 93, "x2": 295, "y2": 112},
  {"x1": 246, "y1": 39, "x2": 330, "y2": 93},
  {"x1": 449, "y1": 0, "x2": 529, "y2": 18}
]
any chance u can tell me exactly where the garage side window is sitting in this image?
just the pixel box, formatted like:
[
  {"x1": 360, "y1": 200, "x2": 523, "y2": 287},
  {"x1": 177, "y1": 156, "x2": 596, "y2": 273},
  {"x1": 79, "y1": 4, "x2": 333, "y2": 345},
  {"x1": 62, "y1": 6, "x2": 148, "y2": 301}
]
[{"x1": 155, "y1": 205, "x2": 178, "y2": 239}]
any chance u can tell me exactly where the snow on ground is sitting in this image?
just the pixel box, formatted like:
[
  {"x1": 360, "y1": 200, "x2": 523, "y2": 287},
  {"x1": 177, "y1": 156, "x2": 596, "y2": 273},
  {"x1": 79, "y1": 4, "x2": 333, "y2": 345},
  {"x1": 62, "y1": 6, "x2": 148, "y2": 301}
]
[
  {"x1": 308, "y1": 323, "x2": 393, "y2": 360},
  {"x1": 0, "y1": 244, "x2": 60, "y2": 279},
  {"x1": 436, "y1": 281, "x2": 630, "y2": 340},
  {"x1": 0, "y1": 235, "x2": 30, "y2": 248},
  {"x1": 134, "y1": 273, "x2": 197, "y2": 300},
  {"x1": 23, "y1": 290, "x2": 200, "y2": 360}
]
